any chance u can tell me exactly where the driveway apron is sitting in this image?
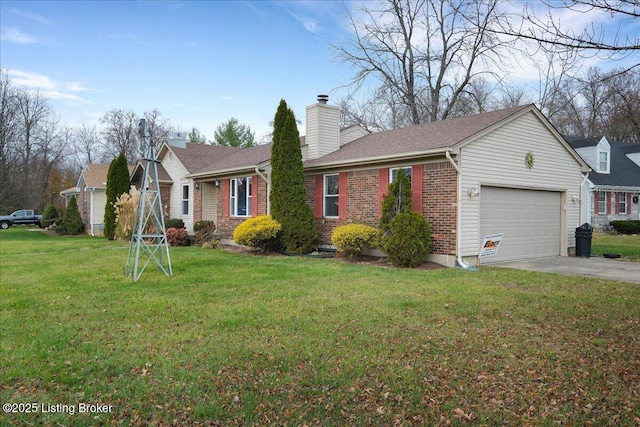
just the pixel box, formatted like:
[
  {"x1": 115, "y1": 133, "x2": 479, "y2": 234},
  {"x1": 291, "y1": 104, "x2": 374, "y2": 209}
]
[{"x1": 490, "y1": 256, "x2": 640, "y2": 284}]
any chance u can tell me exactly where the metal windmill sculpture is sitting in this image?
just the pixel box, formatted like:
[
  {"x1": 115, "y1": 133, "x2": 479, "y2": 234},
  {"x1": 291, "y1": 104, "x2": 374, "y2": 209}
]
[{"x1": 125, "y1": 119, "x2": 172, "y2": 281}]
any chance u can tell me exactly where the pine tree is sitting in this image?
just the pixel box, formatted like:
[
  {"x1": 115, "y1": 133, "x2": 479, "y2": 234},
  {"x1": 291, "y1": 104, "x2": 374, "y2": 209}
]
[
  {"x1": 269, "y1": 100, "x2": 318, "y2": 253},
  {"x1": 379, "y1": 168, "x2": 412, "y2": 235},
  {"x1": 62, "y1": 195, "x2": 83, "y2": 235},
  {"x1": 104, "y1": 152, "x2": 131, "y2": 240}
]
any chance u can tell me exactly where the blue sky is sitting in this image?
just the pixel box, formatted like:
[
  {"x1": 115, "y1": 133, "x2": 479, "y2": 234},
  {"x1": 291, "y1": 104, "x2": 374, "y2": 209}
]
[
  {"x1": 2, "y1": 1, "x2": 638, "y2": 143},
  {"x1": 1, "y1": 1, "x2": 351, "y2": 140}
]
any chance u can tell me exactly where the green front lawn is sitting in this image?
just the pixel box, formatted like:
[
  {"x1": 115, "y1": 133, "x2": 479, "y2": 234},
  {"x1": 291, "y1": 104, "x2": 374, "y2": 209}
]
[
  {"x1": 591, "y1": 232, "x2": 640, "y2": 261},
  {"x1": 1, "y1": 229, "x2": 639, "y2": 426}
]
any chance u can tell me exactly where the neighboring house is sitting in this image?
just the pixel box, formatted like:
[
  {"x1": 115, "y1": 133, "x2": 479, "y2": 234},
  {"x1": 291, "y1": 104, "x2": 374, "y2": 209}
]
[
  {"x1": 567, "y1": 136, "x2": 640, "y2": 229},
  {"x1": 187, "y1": 98, "x2": 589, "y2": 267},
  {"x1": 61, "y1": 163, "x2": 132, "y2": 236},
  {"x1": 131, "y1": 132, "x2": 241, "y2": 234}
]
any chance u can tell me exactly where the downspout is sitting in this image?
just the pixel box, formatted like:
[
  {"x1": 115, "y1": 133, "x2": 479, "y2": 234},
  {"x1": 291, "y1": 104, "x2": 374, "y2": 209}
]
[
  {"x1": 89, "y1": 189, "x2": 95, "y2": 237},
  {"x1": 255, "y1": 166, "x2": 270, "y2": 215},
  {"x1": 446, "y1": 150, "x2": 475, "y2": 270},
  {"x1": 580, "y1": 171, "x2": 590, "y2": 225}
]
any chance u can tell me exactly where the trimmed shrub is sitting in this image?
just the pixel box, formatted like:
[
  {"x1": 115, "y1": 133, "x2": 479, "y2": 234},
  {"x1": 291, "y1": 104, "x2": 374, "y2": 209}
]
[
  {"x1": 62, "y1": 196, "x2": 84, "y2": 235},
  {"x1": 41, "y1": 204, "x2": 59, "y2": 228},
  {"x1": 380, "y1": 211, "x2": 431, "y2": 268},
  {"x1": 165, "y1": 218, "x2": 185, "y2": 229},
  {"x1": 610, "y1": 220, "x2": 640, "y2": 235},
  {"x1": 166, "y1": 227, "x2": 188, "y2": 246},
  {"x1": 195, "y1": 221, "x2": 218, "y2": 247},
  {"x1": 194, "y1": 220, "x2": 214, "y2": 232},
  {"x1": 331, "y1": 223, "x2": 378, "y2": 258},
  {"x1": 114, "y1": 189, "x2": 140, "y2": 241},
  {"x1": 233, "y1": 215, "x2": 281, "y2": 251}
]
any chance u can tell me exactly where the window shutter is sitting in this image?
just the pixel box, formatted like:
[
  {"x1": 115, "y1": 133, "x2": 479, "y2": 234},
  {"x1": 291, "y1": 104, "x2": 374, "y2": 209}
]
[
  {"x1": 251, "y1": 175, "x2": 258, "y2": 217},
  {"x1": 615, "y1": 192, "x2": 619, "y2": 214},
  {"x1": 223, "y1": 179, "x2": 230, "y2": 217},
  {"x1": 339, "y1": 172, "x2": 348, "y2": 220},
  {"x1": 315, "y1": 175, "x2": 323, "y2": 218},
  {"x1": 378, "y1": 168, "x2": 389, "y2": 217},
  {"x1": 627, "y1": 193, "x2": 632, "y2": 214},
  {"x1": 411, "y1": 164, "x2": 423, "y2": 213}
]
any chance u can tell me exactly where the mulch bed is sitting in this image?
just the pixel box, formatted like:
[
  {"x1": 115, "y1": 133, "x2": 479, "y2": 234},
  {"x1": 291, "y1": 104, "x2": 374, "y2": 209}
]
[{"x1": 220, "y1": 244, "x2": 446, "y2": 270}]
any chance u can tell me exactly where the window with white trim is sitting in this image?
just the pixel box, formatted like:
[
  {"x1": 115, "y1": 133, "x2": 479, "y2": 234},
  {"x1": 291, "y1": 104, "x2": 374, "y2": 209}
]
[
  {"x1": 324, "y1": 174, "x2": 339, "y2": 217},
  {"x1": 598, "y1": 192, "x2": 606, "y2": 214},
  {"x1": 618, "y1": 192, "x2": 627, "y2": 214},
  {"x1": 182, "y1": 185, "x2": 189, "y2": 215},
  {"x1": 230, "y1": 177, "x2": 252, "y2": 217},
  {"x1": 390, "y1": 166, "x2": 412, "y2": 184},
  {"x1": 598, "y1": 151, "x2": 609, "y2": 172}
]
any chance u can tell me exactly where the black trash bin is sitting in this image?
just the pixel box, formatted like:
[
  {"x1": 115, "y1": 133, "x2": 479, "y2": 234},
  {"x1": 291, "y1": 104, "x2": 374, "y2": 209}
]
[{"x1": 575, "y1": 223, "x2": 593, "y2": 257}]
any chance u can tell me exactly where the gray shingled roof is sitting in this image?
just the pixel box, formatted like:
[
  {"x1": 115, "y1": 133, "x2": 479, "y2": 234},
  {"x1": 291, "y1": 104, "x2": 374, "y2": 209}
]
[
  {"x1": 190, "y1": 143, "x2": 273, "y2": 176},
  {"x1": 568, "y1": 137, "x2": 640, "y2": 187},
  {"x1": 168, "y1": 142, "x2": 242, "y2": 173},
  {"x1": 304, "y1": 104, "x2": 532, "y2": 168}
]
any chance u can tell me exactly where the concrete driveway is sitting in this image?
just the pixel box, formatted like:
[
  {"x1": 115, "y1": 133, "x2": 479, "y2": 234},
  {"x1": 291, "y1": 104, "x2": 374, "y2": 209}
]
[{"x1": 490, "y1": 256, "x2": 640, "y2": 284}]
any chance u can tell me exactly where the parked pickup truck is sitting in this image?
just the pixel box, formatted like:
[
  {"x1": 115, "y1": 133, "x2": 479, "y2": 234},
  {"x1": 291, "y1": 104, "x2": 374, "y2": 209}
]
[{"x1": 0, "y1": 210, "x2": 43, "y2": 229}]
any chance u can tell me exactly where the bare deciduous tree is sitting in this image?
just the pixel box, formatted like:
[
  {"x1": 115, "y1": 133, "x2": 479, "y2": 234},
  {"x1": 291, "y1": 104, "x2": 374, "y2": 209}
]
[
  {"x1": 496, "y1": 0, "x2": 639, "y2": 61},
  {"x1": 336, "y1": 0, "x2": 509, "y2": 130},
  {"x1": 99, "y1": 108, "x2": 139, "y2": 164}
]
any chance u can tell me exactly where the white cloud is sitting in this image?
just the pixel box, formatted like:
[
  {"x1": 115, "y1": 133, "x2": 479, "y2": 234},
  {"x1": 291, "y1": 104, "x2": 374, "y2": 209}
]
[
  {"x1": 7, "y1": 69, "x2": 92, "y2": 105},
  {"x1": 9, "y1": 8, "x2": 50, "y2": 26},
  {"x1": 0, "y1": 27, "x2": 38, "y2": 44}
]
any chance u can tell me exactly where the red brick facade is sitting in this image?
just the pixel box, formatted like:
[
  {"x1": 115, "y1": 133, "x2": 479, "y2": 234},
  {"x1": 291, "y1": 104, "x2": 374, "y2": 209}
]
[{"x1": 212, "y1": 160, "x2": 458, "y2": 257}]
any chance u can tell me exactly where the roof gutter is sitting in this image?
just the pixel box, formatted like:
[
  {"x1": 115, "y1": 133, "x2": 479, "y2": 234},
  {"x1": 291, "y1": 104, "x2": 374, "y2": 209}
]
[
  {"x1": 303, "y1": 148, "x2": 448, "y2": 172},
  {"x1": 446, "y1": 150, "x2": 476, "y2": 271}
]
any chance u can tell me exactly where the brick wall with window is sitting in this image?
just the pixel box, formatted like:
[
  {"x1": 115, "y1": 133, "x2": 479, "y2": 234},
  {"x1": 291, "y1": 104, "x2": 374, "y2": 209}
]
[
  {"x1": 216, "y1": 176, "x2": 267, "y2": 239},
  {"x1": 306, "y1": 162, "x2": 457, "y2": 255}
]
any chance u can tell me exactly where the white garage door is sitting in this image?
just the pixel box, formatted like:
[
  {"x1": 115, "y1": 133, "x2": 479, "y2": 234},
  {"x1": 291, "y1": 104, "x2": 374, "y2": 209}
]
[{"x1": 480, "y1": 187, "x2": 561, "y2": 263}]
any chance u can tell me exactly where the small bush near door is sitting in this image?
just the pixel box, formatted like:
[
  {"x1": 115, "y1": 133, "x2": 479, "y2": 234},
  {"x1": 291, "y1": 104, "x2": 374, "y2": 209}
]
[
  {"x1": 380, "y1": 212, "x2": 431, "y2": 268},
  {"x1": 233, "y1": 215, "x2": 281, "y2": 252},
  {"x1": 166, "y1": 227, "x2": 188, "y2": 246}
]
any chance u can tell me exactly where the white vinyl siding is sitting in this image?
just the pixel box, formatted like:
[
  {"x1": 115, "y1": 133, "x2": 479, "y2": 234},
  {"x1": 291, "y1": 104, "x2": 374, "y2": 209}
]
[
  {"x1": 459, "y1": 110, "x2": 582, "y2": 258},
  {"x1": 160, "y1": 147, "x2": 194, "y2": 233}
]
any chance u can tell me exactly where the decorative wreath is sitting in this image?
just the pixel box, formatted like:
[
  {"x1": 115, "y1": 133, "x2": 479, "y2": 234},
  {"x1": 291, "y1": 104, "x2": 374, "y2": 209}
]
[{"x1": 525, "y1": 151, "x2": 535, "y2": 169}]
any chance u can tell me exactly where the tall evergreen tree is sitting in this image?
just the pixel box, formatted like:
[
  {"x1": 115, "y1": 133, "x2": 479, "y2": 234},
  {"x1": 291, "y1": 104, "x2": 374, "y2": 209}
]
[
  {"x1": 269, "y1": 100, "x2": 318, "y2": 253},
  {"x1": 104, "y1": 151, "x2": 131, "y2": 240}
]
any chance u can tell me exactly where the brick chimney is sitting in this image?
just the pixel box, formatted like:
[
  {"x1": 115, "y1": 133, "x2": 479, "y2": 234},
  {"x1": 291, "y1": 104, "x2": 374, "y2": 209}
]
[{"x1": 304, "y1": 95, "x2": 340, "y2": 161}]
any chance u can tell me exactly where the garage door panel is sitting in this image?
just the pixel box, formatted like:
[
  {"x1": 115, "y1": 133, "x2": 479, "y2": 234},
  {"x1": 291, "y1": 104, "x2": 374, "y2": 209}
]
[{"x1": 480, "y1": 187, "x2": 561, "y2": 263}]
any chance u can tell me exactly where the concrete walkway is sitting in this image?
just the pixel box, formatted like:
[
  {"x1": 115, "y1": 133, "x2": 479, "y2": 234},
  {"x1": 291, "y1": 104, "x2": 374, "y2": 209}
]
[{"x1": 490, "y1": 256, "x2": 640, "y2": 284}]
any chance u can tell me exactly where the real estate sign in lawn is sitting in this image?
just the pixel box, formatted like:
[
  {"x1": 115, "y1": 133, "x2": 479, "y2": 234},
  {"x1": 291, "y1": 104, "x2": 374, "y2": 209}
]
[{"x1": 1, "y1": 229, "x2": 639, "y2": 426}]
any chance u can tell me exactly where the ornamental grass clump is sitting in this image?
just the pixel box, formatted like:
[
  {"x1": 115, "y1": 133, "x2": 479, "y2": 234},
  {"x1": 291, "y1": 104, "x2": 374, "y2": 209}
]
[
  {"x1": 233, "y1": 215, "x2": 281, "y2": 252},
  {"x1": 114, "y1": 189, "x2": 140, "y2": 241},
  {"x1": 331, "y1": 223, "x2": 378, "y2": 258}
]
